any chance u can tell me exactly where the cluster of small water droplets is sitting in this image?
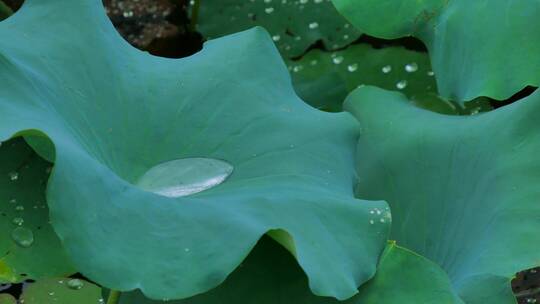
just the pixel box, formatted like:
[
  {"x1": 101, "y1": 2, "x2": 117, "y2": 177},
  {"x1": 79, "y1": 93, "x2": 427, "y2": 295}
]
[{"x1": 368, "y1": 207, "x2": 391, "y2": 225}]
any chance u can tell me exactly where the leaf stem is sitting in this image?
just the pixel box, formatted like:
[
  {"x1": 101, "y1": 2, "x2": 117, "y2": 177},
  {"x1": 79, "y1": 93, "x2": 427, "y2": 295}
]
[
  {"x1": 0, "y1": 0, "x2": 13, "y2": 20},
  {"x1": 106, "y1": 290, "x2": 121, "y2": 304},
  {"x1": 189, "y1": 0, "x2": 201, "y2": 32}
]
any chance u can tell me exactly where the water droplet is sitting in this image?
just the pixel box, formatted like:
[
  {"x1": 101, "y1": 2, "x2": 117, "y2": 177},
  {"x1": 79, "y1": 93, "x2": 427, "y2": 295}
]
[
  {"x1": 184, "y1": 248, "x2": 190, "y2": 252},
  {"x1": 381, "y1": 65, "x2": 392, "y2": 74},
  {"x1": 9, "y1": 198, "x2": 16, "y2": 204},
  {"x1": 272, "y1": 35, "x2": 281, "y2": 42},
  {"x1": 369, "y1": 220, "x2": 375, "y2": 225},
  {"x1": 8, "y1": 172, "x2": 19, "y2": 181},
  {"x1": 396, "y1": 80, "x2": 408, "y2": 90},
  {"x1": 380, "y1": 218, "x2": 386, "y2": 223},
  {"x1": 136, "y1": 158, "x2": 234, "y2": 198},
  {"x1": 405, "y1": 62, "x2": 418, "y2": 73},
  {"x1": 308, "y1": 22, "x2": 319, "y2": 29},
  {"x1": 15, "y1": 205, "x2": 24, "y2": 211},
  {"x1": 347, "y1": 63, "x2": 358, "y2": 72},
  {"x1": 12, "y1": 217, "x2": 24, "y2": 226},
  {"x1": 48, "y1": 292, "x2": 55, "y2": 296},
  {"x1": 332, "y1": 56, "x2": 344, "y2": 65},
  {"x1": 11, "y1": 227, "x2": 34, "y2": 248},
  {"x1": 309, "y1": 59, "x2": 318, "y2": 66},
  {"x1": 67, "y1": 278, "x2": 84, "y2": 290},
  {"x1": 292, "y1": 65, "x2": 304, "y2": 73},
  {"x1": 427, "y1": 71, "x2": 435, "y2": 76},
  {"x1": 264, "y1": 7, "x2": 274, "y2": 13},
  {"x1": 527, "y1": 298, "x2": 537, "y2": 304}
]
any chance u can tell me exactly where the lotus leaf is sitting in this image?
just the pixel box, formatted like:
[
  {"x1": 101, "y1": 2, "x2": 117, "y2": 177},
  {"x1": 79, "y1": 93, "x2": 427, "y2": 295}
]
[
  {"x1": 0, "y1": 138, "x2": 74, "y2": 282},
  {"x1": 345, "y1": 86, "x2": 540, "y2": 303},
  {"x1": 20, "y1": 277, "x2": 102, "y2": 304},
  {"x1": 0, "y1": 0, "x2": 389, "y2": 301}
]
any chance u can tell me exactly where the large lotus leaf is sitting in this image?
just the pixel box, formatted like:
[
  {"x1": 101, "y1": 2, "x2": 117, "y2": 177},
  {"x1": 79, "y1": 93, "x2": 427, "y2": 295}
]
[
  {"x1": 331, "y1": 0, "x2": 540, "y2": 102},
  {"x1": 0, "y1": 138, "x2": 74, "y2": 282},
  {"x1": 197, "y1": 0, "x2": 362, "y2": 58},
  {"x1": 112, "y1": 237, "x2": 463, "y2": 304},
  {"x1": 345, "y1": 86, "x2": 540, "y2": 303},
  {"x1": 0, "y1": 0, "x2": 389, "y2": 301},
  {"x1": 20, "y1": 278, "x2": 103, "y2": 304}
]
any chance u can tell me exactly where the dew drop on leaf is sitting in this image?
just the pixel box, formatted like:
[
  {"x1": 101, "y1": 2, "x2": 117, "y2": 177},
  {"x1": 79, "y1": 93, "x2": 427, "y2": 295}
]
[
  {"x1": 8, "y1": 171, "x2": 19, "y2": 181},
  {"x1": 66, "y1": 278, "x2": 84, "y2": 290},
  {"x1": 405, "y1": 62, "x2": 418, "y2": 73},
  {"x1": 347, "y1": 63, "x2": 358, "y2": 72},
  {"x1": 11, "y1": 226, "x2": 34, "y2": 248},
  {"x1": 332, "y1": 56, "x2": 344, "y2": 65},
  {"x1": 12, "y1": 217, "x2": 24, "y2": 226},
  {"x1": 381, "y1": 65, "x2": 392, "y2": 74},
  {"x1": 396, "y1": 80, "x2": 408, "y2": 90}
]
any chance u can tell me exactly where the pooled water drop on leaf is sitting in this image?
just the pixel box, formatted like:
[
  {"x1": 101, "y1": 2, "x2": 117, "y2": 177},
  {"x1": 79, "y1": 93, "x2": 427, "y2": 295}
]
[
  {"x1": 381, "y1": 65, "x2": 392, "y2": 74},
  {"x1": 66, "y1": 278, "x2": 84, "y2": 290},
  {"x1": 136, "y1": 158, "x2": 234, "y2": 198},
  {"x1": 11, "y1": 227, "x2": 34, "y2": 248},
  {"x1": 15, "y1": 205, "x2": 24, "y2": 211},
  {"x1": 309, "y1": 22, "x2": 319, "y2": 29},
  {"x1": 347, "y1": 63, "x2": 358, "y2": 72}
]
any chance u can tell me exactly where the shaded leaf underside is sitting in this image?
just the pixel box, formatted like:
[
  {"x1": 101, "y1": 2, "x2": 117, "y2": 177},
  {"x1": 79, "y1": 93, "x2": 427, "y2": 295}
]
[{"x1": 115, "y1": 237, "x2": 464, "y2": 304}]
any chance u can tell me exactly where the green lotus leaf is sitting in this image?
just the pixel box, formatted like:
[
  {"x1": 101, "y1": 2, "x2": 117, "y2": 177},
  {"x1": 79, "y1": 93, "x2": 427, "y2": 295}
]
[
  {"x1": 0, "y1": 138, "x2": 74, "y2": 283},
  {"x1": 197, "y1": 0, "x2": 361, "y2": 58},
  {"x1": 0, "y1": 0, "x2": 389, "y2": 301},
  {"x1": 111, "y1": 237, "x2": 463, "y2": 304},
  {"x1": 331, "y1": 0, "x2": 540, "y2": 102},
  {"x1": 20, "y1": 277, "x2": 102, "y2": 304},
  {"x1": 345, "y1": 86, "x2": 540, "y2": 303}
]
